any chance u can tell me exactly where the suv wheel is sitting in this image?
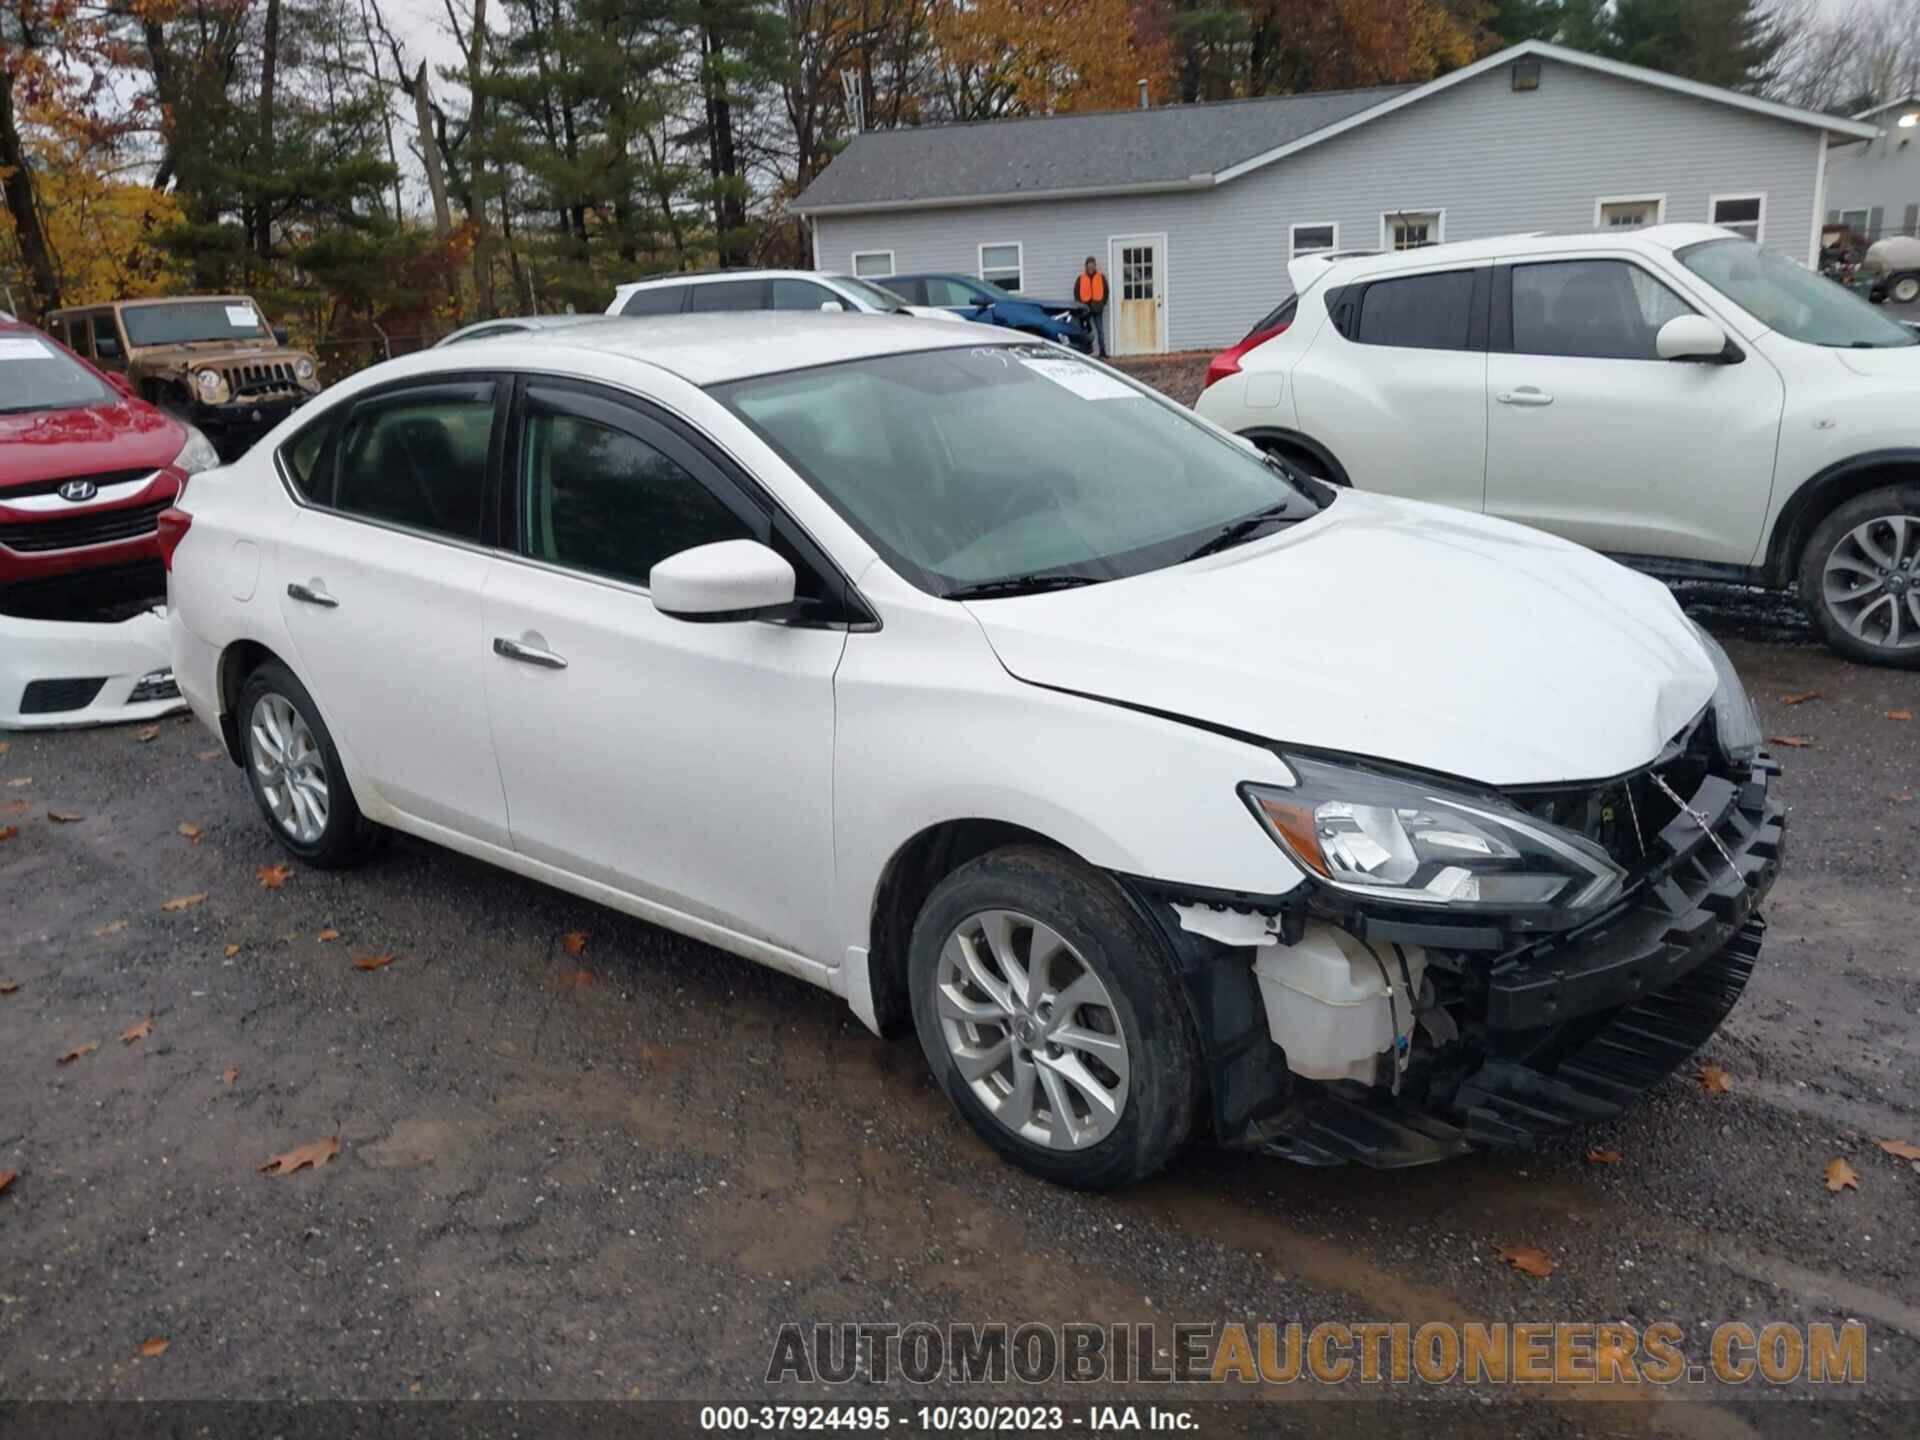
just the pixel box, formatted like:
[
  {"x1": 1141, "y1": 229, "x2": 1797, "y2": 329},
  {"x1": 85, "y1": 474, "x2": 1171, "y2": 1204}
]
[
  {"x1": 1889, "y1": 273, "x2": 1920, "y2": 306},
  {"x1": 1800, "y1": 484, "x2": 1920, "y2": 667},
  {"x1": 238, "y1": 661, "x2": 384, "y2": 865},
  {"x1": 907, "y1": 846, "x2": 1199, "y2": 1188}
]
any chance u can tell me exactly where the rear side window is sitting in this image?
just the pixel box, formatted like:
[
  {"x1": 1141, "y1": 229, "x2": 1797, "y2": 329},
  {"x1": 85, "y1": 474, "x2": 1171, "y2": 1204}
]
[
  {"x1": 685, "y1": 279, "x2": 769, "y2": 312},
  {"x1": 1353, "y1": 271, "x2": 1477, "y2": 351},
  {"x1": 1511, "y1": 260, "x2": 1693, "y2": 360},
  {"x1": 280, "y1": 417, "x2": 333, "y2": 498},
  {"x1": 334, "y1": 384, "x2": 495, "y2": 541},
  {"x1": 621, "y1": 286, "x2": 686, "y2": 317}
]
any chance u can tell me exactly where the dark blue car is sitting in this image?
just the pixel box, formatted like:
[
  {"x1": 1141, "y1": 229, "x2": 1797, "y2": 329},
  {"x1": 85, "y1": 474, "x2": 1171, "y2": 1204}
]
[{"x1": 886, "y1": 274, "x2": 1091, "y2": 351}]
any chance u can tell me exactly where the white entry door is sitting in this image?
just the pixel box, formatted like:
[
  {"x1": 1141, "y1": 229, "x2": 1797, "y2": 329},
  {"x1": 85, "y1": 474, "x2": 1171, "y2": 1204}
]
[{"x1": 1108, "y1": 234, "x2": 1167, "y2": 355}]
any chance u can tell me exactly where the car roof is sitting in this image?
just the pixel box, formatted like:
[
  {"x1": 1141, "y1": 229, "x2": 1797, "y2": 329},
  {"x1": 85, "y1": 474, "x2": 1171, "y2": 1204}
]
[
  {"x1": 439, "y1": 314, "x2": 594, "y2": 343},
  {"x1": 1318, "y1": 223, "x2": 1735, "y2": 283},
  {"x1": 612, "y1": 269, "x2": 850, "y2": 295},
  {"x1": 47, "y1": 294, "x2": 258, "y2": 314},
  {"x1": 480, "y1": 311, "x2": 1007, "y2": 384}
]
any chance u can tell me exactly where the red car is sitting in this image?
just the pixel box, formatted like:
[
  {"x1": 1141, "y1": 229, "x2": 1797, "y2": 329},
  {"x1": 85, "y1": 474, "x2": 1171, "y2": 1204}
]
[{"x1": 1, "y1": 316, "x2": 218, "y2": 617}]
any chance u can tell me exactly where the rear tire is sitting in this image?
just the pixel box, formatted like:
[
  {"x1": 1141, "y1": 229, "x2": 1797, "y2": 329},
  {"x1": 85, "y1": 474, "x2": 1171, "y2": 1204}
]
[
  {"x1": 1798, "y1": 484, "x2": 1920, "y2": 667},
  {"x1": 237, "y1": 661, "x2": 385, "y2": 866},
  {"x1": 907, "y1": 846, "x2": 1199, "y2": 1189},
  {"x1": 1889, "y1": 272, "x2": 1920, "y2": 306}
]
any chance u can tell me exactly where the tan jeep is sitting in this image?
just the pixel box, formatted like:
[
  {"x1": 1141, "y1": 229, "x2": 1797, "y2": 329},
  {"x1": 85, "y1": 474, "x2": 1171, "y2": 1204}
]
[{"x1": 43, "y1": 296, "x2": 322, "y2": 460}]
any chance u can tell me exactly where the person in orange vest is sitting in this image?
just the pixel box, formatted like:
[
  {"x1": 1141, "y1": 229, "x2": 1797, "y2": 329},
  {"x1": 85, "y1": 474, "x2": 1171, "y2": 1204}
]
[{"x1": 1074, "y1": 256, "x2": 1109, "y2": 357}]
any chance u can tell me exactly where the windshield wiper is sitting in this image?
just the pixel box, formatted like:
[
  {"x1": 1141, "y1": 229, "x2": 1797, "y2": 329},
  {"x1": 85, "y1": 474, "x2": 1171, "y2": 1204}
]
[
  {"x1": 1180, "y1": 503, "x2": 1299, "y2": 563},
  {"x1": 944, "y1": 573, "x2": 1103, "y2": 601}
]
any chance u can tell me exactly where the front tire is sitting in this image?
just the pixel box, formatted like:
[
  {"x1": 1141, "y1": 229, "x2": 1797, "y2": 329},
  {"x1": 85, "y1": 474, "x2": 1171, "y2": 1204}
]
[
  {"x1": 1889, "y1": 272, "x2": 1920, "y2": 306},
  {"x1": 237, "y1": 661, "x2": 384, "y2": 866},
  {"x1": 907, "y1": 846, "x2": 1200, "y2": 1188},
  {"x1": 1799, "y1": 484, "x2": 1920, "y2": 667}
]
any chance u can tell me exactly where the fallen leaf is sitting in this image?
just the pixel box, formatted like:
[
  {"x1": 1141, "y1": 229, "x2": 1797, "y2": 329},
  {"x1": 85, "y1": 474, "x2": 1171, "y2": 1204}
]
[
  {"x1": 134, "y1": 726, "x2": 159, "y2": 743},
  {"x1": 0, "y1": 980, "x2": 17, "y2": 994},
  {"x1": 0, "y1": 740, "x2": 7, "y2": 753},
  {"x1": 121, "y1": 1016, "x2": 154, "y2": 1044},
  {"x1": 177, "y1": 822, "x2": 203, "y2": 843},
  {"x1": 47, "y1": 810, "x2": 83, "y2": 823},
  {"x1": 223, "y1": 943, "x2": 240, "y2": 957},
  {"x1": 316, "y1": 928, "x2": 340, "y2": 943},
  {"x1": 1698, "y1": 1063, "x2": 1734, "y2": 1095},
  {"x1": 556, "y1": 967, "x2": 593, "y2": 991},
  {"x1": 92, "y1": 920, "x2": 128, "y2": 937},
  {"x1": 5, "y1": 799, "x2": 29, "y2": 814},
  {"x1": 0, "y1": 1169, "x2": 15, "y2": 1195},
  {"x1": 260, "y1": 1135, "x2": 340, "y2": 1176},
  {"x1": 1497, "y1": 1244, "x2": 1554, "y2": 1278},
  {"x1": 1779, "y1": 690, "x2": 1821, "y2": 705},
  {"x1": 161, "y1": 893, "x2": 209, "y2": 912},
  {"x1": 57, "y1": 1041, "x2": 99, "y2": 1065},
  {"x1": 1585, "y1": 1148, "x2": 1623, "y2": 1165},
  {"x1": 1889, "y1": 709, "x2": 1913, "y2": 722},
  {"x1": 256, "y1": 863, "x2": 293, "y2": 890},
  {"x1": 136, "y1": 1337, "x2": 169, "y2": 1358},
  {"x1": 562, "y1": 930, "x2": 589, "y2": 957},
  {"x1": 0, "y1": 825, "x2": 15, "y2": 842},
  {"x1": 1767, "y1": 735, "x2": 1811, "y2": 749},
  {"x1": 221, "y1": 1067, "x2": 239, "y2": 1086},
  {"x1": 1825, "y1": 1157, "x2": 1860, "y2": 1193},
  {"x1": 353, "y1": 953, "x2": 396, "y2": 972},
  {"x1": 5, "y1": 777, "x2": 30, "y2": 787},
  {"x1": 1874, "y1": 1138, "x2": 1920, "y2": 1161},
  {"x1": 198, "y1": 749, "x2": 222, "y2": 762}
]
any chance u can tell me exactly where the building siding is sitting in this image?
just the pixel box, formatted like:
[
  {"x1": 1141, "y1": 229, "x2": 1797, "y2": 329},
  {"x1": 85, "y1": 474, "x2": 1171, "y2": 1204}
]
[
  {"x1": 814, "y1": 57, "x2": 1823, "y2": 352},
  {"x1": 1825, "y1": 116, "x2": 1920, "y2": 240}
]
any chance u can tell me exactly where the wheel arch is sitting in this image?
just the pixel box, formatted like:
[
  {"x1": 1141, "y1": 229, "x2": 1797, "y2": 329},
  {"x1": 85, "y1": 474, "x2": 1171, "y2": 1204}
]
[
  {"x1": 1764, "y1": 448, "x2": 1920, "y2": 586},
  {"x1": 1235, "y1": 426, "x2": 1352, "y2": 486},
  {"x1": 215, "y1": 638, "x2": 294, "y2": 764}
]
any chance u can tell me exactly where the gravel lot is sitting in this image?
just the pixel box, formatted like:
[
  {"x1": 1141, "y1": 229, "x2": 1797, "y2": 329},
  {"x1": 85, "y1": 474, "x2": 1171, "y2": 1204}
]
[{"x1": 4, "y1": 355, "x2": 1919, "y2": 1434}]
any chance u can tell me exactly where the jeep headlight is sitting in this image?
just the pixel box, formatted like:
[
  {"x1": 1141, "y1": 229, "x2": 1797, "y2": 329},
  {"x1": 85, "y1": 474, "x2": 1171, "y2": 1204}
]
[
  {"x1": 1691, "y1": 623, "x2": 1761, "y2": 767},
  {"x1": 1244, "y1": 756, "x2": 1625, "y2": 915},
  {"x1": 195, "y1": 368, "x2": 228, "y2": 402},
  {"x1": 293, "y1": 356, "x2": 315, "y2": 381},
  {"x1": 171, "y1": 424, "x2": 221, "y2": 475}
]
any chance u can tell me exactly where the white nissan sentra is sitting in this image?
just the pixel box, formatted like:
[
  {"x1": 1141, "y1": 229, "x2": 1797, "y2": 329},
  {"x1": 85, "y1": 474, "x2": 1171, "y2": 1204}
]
[{"x1": 162, "y1": 315, "x2": 1783, "y2": 1187}]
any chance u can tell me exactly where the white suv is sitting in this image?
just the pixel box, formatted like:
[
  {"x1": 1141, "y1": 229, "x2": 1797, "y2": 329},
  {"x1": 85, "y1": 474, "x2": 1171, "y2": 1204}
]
[
  {"x1": 1195, "y1": 225, "x2": 1920, "y2": 666},
  {"x1": 607, "y1": 268, "x2": 963, "y2": 324}
]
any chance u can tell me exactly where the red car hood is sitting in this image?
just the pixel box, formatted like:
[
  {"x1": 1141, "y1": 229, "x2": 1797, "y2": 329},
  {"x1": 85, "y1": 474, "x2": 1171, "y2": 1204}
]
[{"x1": 0, "y1": 401, "x2": 185, "y2": 490}]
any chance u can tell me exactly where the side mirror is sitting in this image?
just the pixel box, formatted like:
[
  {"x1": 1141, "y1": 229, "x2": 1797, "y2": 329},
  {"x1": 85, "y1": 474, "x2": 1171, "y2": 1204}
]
[
  {"x1": 819, "y1": 300, "x2": 847, "y2": 312},
  {"x1": 1656, "y1": 314, "x2": 1731, "y2": 362},
  {"x1": 970, "y1": 296, "x2": 993, "y2": 309},
  {"x1": 273, "y1": 325, "x2": 290, "y2": 345},
  {"x1": 650, "y1": 539, "x2": 795, "y2": 622}
]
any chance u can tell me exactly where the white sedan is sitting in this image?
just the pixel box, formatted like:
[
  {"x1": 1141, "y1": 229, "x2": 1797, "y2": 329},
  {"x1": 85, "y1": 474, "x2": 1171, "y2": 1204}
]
[{"x1": 161, "y1": 315, "x2": 1782, "y2": 1186}]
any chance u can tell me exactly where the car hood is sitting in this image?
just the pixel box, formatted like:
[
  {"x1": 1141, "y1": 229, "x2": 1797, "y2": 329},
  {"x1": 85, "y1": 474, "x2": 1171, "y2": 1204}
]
[
  {"x1": 0, "y1": 400, "x2": 185, "y2": 489},
  {"x1": 962, "y1": 492, "x2": 1717, "y2": 787},
  {"x1": 128, "y1": 341, "x2": 313, "y2": 370},
  {"x1": 1014, "y1": 297, "x2": 1085, "y2": 313}
]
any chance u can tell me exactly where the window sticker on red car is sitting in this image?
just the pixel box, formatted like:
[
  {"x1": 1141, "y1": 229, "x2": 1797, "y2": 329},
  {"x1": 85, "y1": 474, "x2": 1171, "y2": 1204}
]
[{"x1": 0, "y1": 338, "x2": 53, "y2": 362}]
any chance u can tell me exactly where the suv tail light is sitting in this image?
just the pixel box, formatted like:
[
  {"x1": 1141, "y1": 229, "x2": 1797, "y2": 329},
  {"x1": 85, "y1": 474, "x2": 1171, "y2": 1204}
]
[
  {"x1": 156, "y1": 507, "x2": 193, "y2": 572},
  {"x1": 1203, "y1": 322, "x2": 1289, "y2": 392}
]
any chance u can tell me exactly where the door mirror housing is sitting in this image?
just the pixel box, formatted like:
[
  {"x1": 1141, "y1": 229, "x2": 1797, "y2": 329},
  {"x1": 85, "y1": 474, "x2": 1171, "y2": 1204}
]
[
  {"x1": 650, "y1": 540, "x2": 796, "y2": 622},
  {"x1": 1656, "y1": 314, "x2": 1731, "y2": 362},
  {"x1": 819, "y1": 300, "x2": 847, "y2": 312},
  {"x1": 273, "y1": 325, "x2": 291, "y2": 345}
]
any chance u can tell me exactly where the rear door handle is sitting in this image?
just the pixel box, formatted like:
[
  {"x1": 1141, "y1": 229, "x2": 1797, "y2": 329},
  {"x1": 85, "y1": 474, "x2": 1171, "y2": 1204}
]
[
  {"x1": 1496, "y1": 387, "x2": 1554, "y2": 407},
  {"x1": 492, "y1": 636, "x2": 568, "y2": 670},
  {"x1": 286, "y1": 581, "x2": 339, "y2": 608}
]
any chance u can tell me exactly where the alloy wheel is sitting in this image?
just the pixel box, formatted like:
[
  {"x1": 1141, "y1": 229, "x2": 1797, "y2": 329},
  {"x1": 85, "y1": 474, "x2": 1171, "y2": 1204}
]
[
  {"x1": 934, "y1": 910, "x2": 1130, "y2": 1150},
  {"x1": 1892, "y1": 275, "x2": 1920, "y2": 305},
  {"x1": 248, "y1": 692, "x2": 331, "y2": 844},
  {"x1": 1822, "y1": 513, "x2": 1920, "y2": 653}
]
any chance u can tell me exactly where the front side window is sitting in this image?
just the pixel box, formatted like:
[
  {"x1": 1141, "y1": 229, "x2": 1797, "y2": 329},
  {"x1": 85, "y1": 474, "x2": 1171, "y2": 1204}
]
[
  {"x1": 0, "y1": 331, "x2": 112, "y2": 414},
  {"x1": 1680, "y1": 237, "x2": 1915, "y2": 348},
  {"x1": 120, "y1": 300, "x2": 266, "y2": 346},
  {"x1": 772, "y1": 279, "x2": 841, "y2": 311},
  {"x1": 1710, "y1": 195, "x2": 1764, "y2": 242},
  {"x1": 519, "y1": 408, "x2": 752, "y2": 587},
  {"x1": 980, "y1": 243, "x2": 1022, "y2": 292},
  {"x1": 923, "y1": 277, "x2": 985, "y2": 307},
  {"x1": 333, "y1": 385, "x2": 495, "y2": 540},
  {"x1": 824, "y1": 275, "x2": 910, "y2": 311},
  {"x1": 1385, "y1": 211, "x2": 1440, "y2": 250},
  {"x1": 850, "y1": 251, "x2": 894, "y2": 279},
  {"x1": 1511, "y1": 260, "x2": 1692, "y2": 360},
  {"x1": 1291, "y1": 223, "x2": 1336, "y2": 258},
  {"x1": 1353, "y1": 270, "x2": 1477, "y2": 351},
  {"x1": 621, "y1": 286, "x2": 686, "y2": 317},
  {"x1": 717, "y1": 344, "x2": 1319, "y2": 596},
  {"x1": 91, "y1": 313, "x2": 124, "y2": 362}
]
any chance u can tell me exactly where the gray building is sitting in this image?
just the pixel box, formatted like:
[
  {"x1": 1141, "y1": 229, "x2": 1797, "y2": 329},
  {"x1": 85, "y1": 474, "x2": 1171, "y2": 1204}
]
[
  {"x1": 1825, "y1": 94, "x2": 1920, "y2": 242},
  {"x1": 793, "y1": 40, "x2": 1879, "y2": 355}
]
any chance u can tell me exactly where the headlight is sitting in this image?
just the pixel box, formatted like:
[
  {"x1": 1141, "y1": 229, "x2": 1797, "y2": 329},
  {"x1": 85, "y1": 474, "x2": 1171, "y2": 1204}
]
[
  {"x1": 1244, "y1": 756, "x2": 1625, "y2": 915},
  {"x1": 293, "y1": 357, "x2": 315, "y2": 381},
  {"x1": 1690, "y1": 624, "x2": 1761, "y2": 767},
  {"x1": 195, "y1": 368, "x2": 227, "y2": 401},
  {"x1": 172, "y1": 424, "x2": 221, "y2": 475}
]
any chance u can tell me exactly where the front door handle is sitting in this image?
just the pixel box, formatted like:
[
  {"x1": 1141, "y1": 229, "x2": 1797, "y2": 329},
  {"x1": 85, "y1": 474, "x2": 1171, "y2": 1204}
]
[
  {"x1": 492, "y1": 636, "x2": 568, "y2": 670},
  {"x1": 1496, "y1": 387, "x2": 1554, "y2": 407},
  {"x1": 286, "y1": 581, "x2": 339, "y2": 608}
]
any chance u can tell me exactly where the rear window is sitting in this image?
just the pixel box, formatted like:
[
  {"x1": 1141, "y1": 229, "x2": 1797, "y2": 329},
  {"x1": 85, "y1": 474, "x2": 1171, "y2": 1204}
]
[
  {"x1": 620, "y1": 286, "x2": 687, "y2": 317},
  {"x1": 0, "y1": 332, "x2": 113, "y2": 414},
  {"x1": 1353, "y1": 271, "x2": 1477, "y2": 351}
]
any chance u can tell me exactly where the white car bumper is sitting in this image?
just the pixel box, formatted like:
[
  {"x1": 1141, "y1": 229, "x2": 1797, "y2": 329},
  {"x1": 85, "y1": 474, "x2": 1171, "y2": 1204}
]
[{"x1": 0, "y1": 606, "x2": 188, "y2": 730}]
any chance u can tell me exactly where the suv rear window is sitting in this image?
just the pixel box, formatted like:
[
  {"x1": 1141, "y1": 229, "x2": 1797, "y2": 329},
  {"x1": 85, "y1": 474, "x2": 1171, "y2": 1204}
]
[
  {"x1": 1353, "y1": 271, "x2": 1477, "y2": 351},
  {"x1": 621, "y1": 286, "x2": 687, "y2": 317}
]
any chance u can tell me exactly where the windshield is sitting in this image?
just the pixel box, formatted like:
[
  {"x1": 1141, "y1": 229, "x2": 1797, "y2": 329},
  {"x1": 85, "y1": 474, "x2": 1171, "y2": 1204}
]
[
  {"x1": 0, "y1": 333, "x2": 113, "y2": 414},
  {"x1": 121, "y1": 300, "x2": 270, "y2": 347},
  {"x1": 716, "y1": 343, "x2": 1319, "y2": 596},
  {"x1": 1678, "y1": 239, "x2": 1916, "y2": 348},
  {"x1": 826, "y1": 276, "x2": 911, "y2": 311}
]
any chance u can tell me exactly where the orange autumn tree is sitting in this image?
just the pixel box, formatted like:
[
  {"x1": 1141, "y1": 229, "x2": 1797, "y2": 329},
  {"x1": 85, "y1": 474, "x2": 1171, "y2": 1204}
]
[{"x1": 931, "y1": 0, "x2": 1171, "y2": 119}]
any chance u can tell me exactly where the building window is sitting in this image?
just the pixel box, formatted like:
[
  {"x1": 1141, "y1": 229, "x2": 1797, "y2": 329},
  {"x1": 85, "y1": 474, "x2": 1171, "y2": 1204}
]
[
  {"x1": 979, "y1": 242, "x2": 1023, "y2": 292},
  {"x1": 1383, "y1": 211, "x2": 1442, "y2": 250},
  {"x1": 1710, "y1": 194, "x2": 1765, "y2": 242},
  {"x1": 1836, "y1": 208, "x2": 1871, "y2": 236},
  {"x1": 1290, "y1": 222, "x2": 1337, "y2": 258},
  {"x1": 850, "y1": 251, "x2": 894, "y2": 279},
  {"x1": 1596, "y1": 195, "x2": 1664, "y2": 229}
]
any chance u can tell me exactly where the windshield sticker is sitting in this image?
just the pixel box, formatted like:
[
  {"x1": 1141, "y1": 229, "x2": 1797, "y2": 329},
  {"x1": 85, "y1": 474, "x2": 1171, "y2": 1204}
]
[
  {"x1": 1018, "y1": 356, "x2": 1139, "y2": 401},
  {"x1": 224, "y1": 305, "x2": 258, "y2": 328},
  {"x1": 0, "y1": 338, "x2": 51, "y2": 362}
]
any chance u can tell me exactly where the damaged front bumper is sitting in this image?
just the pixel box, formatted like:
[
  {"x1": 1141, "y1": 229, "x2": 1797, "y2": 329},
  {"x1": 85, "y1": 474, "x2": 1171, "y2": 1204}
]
[
  {"x1": 0, "y1": 605, "x2": 187, "y2": 730},
  {"x1": 1124, "y1": 756, "x2": 1785, "y2": 1168}
]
